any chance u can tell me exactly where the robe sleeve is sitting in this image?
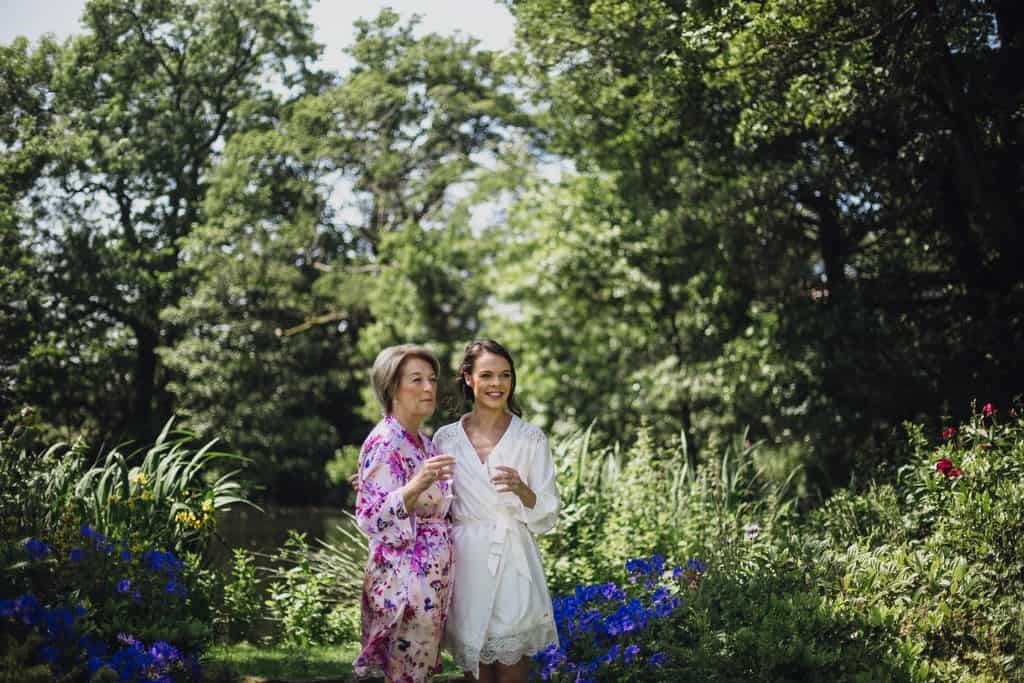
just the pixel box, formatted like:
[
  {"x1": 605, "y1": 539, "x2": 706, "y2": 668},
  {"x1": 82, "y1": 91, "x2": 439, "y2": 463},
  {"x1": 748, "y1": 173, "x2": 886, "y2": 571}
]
[
  {"x1": 432, "y1": 425, "x2": 453, "y2": 453},
  {"x1": 519, "y1": 428, "x2": 560, "y2": 535},
  {"x1": 355, "y1": 436, "x2": 415, "y2": 548}
]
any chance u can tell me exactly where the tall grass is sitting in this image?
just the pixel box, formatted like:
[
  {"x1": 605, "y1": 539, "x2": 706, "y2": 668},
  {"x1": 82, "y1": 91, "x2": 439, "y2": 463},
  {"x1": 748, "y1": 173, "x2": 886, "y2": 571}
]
[{"x1": 74, "y1": 417, "x2": 255, "y2": 552}]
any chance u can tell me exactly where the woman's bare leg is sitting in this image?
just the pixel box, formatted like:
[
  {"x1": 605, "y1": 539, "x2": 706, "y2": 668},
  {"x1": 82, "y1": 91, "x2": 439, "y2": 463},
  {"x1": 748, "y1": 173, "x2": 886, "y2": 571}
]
[
  {"x1": 494, "y1": 657, "x2": 530, "y2": 683},
  {"x1": 465, "y1": 662, "x2": 497, "y2": 683}
]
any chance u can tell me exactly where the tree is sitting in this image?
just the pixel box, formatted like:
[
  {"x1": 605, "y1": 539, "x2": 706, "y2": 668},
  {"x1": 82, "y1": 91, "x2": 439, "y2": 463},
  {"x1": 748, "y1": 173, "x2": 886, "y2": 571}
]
[
  {"x1": 4, "y1": 0, "x2": 322, "y2": 441},
  {"x1": 161, "y1": 10, "x2": 534, "y2": 501},
  {"x1": 504, "y1": 0, "x2": 1024, "y2": 485}
]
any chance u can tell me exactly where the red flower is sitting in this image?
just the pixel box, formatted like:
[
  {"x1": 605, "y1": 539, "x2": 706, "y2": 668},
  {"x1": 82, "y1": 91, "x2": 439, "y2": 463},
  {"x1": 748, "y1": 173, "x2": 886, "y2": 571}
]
[
  {"x1": 941, "y1": 427, "x2": 955, "y2": 441},
  {"x1": 948, "y1": 468, "x2": 962, "y2": 478},
  {"x1": 982, "y1": 403, "x2": 994, "y2": 416},
  {"x1": 980, "y1": 443, "x2": 991, "y2": 451},
  {"x1": 935, "y1": 459, "x2": 953, "y2": 475}
]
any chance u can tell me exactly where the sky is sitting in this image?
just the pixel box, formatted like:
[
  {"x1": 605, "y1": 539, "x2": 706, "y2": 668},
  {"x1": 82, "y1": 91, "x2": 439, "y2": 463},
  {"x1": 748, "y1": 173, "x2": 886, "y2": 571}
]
[{"x1": 0, "y1": 0, "x2": 517, "y2": 72}]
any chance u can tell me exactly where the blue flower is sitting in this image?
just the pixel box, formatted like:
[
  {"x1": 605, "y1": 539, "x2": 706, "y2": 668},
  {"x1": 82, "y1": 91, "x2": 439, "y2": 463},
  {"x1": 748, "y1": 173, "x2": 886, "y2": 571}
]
[
  {"x1": 598, "y1": 644, "x2": 619, "y2": 665},
  {"x1": 80, "y1": 524, "x2": 94, "y2": 539},
  {"x1": 623, "y1": 644, "x2": 640, "y2": 664},
  {"x1": 648, "y1": 652, "x2": 666, "y2": 667},
  {"x1": 116, "y1": 579, "x2": 131, "y2": 594},
  {"x1": 120, "y1": 549, "x2": 132, "y2": 562},
  {"x1": 625, "y1": 558, "x2": 651, "y2": 575},
  {"x1": 87, "y1": 656, "x2": 105, "y2": 674},
  {"x1": 68, "y1": 548, "x2": 85, "y2": 563},
  {"x1": 24, "y1": 539, "x2": 51, "y2": 560},
  {"x1": 686, "y1": 558, "x2": 706, "y2": 574}
]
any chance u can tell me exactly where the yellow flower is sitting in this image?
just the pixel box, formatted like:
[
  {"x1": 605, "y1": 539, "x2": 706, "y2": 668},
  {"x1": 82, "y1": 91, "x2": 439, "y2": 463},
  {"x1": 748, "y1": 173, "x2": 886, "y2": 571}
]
[{"x1": 201, "y1": 500, "x2": 214, "y2": 513}]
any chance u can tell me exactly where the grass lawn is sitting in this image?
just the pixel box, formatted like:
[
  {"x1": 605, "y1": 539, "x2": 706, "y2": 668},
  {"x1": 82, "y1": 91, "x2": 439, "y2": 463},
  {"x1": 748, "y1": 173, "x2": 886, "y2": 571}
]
[{"x1": 203, "y1": 642, "x2": 464, "y2": 682}]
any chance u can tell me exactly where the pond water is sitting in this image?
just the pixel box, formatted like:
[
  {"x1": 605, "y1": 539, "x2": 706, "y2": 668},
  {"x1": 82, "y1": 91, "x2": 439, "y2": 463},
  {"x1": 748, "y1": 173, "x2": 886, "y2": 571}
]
[{"x1": 206, "y1": 505, "x2": 363, "y2": 568}]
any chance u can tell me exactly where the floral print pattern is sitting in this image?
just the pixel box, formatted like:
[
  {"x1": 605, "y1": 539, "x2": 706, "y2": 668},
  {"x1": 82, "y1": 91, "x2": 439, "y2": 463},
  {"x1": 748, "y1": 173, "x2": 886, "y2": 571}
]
[{"x1": 353, "y1": 416, "x2": 453, "y2": 683}]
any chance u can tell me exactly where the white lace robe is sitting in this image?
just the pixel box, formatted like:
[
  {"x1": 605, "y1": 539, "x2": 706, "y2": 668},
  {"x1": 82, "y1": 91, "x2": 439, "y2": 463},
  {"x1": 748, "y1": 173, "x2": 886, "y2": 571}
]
[{"x1": 433, "y1": 414, "x2": 560, "y2": 677}]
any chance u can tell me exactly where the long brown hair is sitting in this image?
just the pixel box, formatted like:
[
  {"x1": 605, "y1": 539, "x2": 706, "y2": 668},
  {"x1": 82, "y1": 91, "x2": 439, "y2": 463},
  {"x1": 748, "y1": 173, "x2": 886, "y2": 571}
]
[{"x1": 455, "y1": 339, "x2": 523, "y2": 417}]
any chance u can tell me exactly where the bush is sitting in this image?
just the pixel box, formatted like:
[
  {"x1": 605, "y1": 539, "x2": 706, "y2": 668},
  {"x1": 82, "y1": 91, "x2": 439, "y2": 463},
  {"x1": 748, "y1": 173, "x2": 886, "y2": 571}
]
[
  {"x1": 808, "y1": 401, "x2": 1024, "y2": 681},
  {"x1": 260, "y1": 530, "x2": 365, "y2": 648},
  {"x1": 0, "y1": 595, "x2": 200, "y2": 681},
  {"x1": 539, "y1": 402, "x2": 1023, "y2": 681},
  {"x1": 534, "y1": 554, "x2": 700, "y2": 682},
  {"x1": 0, "y1": 413, "x2": 254, "y2": 680},
  {"x1": 540, "y1": 424, "x2": 797, "y2": 594}
]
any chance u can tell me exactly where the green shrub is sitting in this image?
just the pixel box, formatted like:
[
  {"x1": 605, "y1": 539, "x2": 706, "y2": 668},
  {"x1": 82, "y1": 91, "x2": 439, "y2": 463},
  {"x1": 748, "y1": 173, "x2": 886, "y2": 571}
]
[
  {"x1": 539, "y1": 402, "x2": 1023, "y2": 681},
  {"x1": 261, "y1": 530, "x2": 361, "y2": 647},
  {"x1": 0, "y1": 632, "x2": 59, "y2": 682},
  {"x1": 212, "y1": 548, "x2": 263, "y2": 643},
  {"x1": 540, "y1": 424, "x2": 798, "y2": 594},
  {"x1": 796, "y1": 401, "x2": 1024, "y2": 681},
  {"x1": 0, "y1": 414, "x2": 254, "y2": 676}
]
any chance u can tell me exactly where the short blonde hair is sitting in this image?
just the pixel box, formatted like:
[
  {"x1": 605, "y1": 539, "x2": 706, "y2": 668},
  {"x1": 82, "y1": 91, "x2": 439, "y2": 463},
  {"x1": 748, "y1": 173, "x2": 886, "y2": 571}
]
[{"x1": 371, "y1": 344, "x2": 441, "y2": 414}]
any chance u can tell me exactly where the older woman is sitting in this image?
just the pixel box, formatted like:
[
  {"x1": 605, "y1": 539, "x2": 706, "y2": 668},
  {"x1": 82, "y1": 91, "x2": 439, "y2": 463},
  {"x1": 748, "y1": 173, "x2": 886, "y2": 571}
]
[
  {"x1": 353, "y1": 344, "x2": 457, "y2": 683},
  {"x1": 433, "y1": 339, "x2": 560, "y2": 683}
]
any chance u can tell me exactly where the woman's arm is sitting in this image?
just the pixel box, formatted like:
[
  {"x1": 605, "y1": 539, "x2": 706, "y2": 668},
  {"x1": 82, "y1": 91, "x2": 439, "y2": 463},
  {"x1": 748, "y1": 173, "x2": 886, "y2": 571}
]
[
  {"x1": 492, "y1": 429, "x2": 560, "y2": 534},
  {"x1": 401, "y1": 454, "x2": 456, "y2": 511},
  {"x1": 355, "y1": 438, "x2": 416, "y2": 548}
]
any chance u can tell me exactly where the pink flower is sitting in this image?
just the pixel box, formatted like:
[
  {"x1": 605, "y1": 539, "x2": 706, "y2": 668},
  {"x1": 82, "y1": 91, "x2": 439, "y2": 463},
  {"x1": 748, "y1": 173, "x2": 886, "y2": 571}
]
[
  {"x1": 982, "y1": 403, "x2": 994, "y2": 416},
  {"x1": 941, "y1": 427, "x2": 955, "y2": 441},
  {"x1": 935, "y1": 459, "x2": 953, "y2": 475}
]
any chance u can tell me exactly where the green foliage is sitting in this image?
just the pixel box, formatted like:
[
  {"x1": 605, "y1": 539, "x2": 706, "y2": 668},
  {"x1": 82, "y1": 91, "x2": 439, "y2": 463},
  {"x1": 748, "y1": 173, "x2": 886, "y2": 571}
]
[
  {"x1": 542, "y1": 403, "x2": 1023, "y2": 680},
  {"x1": 666, "y1": 548, "x2": 915, "y2": 682},
  {"x1": 207, "y1": 517, "x2": 366, "y2": 648},
  {"x1": 324, "y1": 445, "x2": 360, "y2": 507},
  {"x1": 3, "y1": 0, "x2": 323, "y2": 443},
  {"x1": 0, "y1": 415, "x2": 257, "y2": 667},
  {"x1": 540, "y1": 425, "x2": 798, "y2": 595},
  {"x1": 0, "y1": 633, "x2": 55, "y2": 682},
  {"x1": 160, "y1": 8, "x2": 534, "y2": 500},
  {"x1": 0, "y1": 413, "x2": 251, "y2": 558},
  {"x1": 261, "y1": 531, "x2": 352, "y2": 648},
  {"x1": 213, "y1": 549, "x2": 262, "y2": 644},
  {"x1": 502, "y1": 0, "x2": 1024, "y2": 489},
  {"x1": 785, "y1": 404, "x2": 1023, "y2": 680},
  {"x1": 75, "y1": 418, "x2": 253, "y2": 554}
]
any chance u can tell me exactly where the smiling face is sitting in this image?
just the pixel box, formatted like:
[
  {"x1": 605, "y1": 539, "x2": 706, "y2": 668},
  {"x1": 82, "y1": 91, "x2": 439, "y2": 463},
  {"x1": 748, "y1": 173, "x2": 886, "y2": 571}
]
[
  {"x1": 464, "y1": 351, "x2": 513, "y2": 412},
  {"x1": 391, "y1": 357, "x2": 438, "y2": 423}
]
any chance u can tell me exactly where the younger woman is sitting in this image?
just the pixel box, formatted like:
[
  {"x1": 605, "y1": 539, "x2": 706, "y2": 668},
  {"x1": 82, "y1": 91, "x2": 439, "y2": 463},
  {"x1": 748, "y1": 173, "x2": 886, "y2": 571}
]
[{"x1": 433, "y1": 339, "x2": 560, "y2": 683}]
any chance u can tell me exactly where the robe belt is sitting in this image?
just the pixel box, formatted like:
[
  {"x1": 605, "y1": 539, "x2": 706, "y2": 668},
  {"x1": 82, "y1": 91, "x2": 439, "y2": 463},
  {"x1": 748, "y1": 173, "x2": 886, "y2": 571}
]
[{"x1": 455, "y1": 512, "x2": 533, "y2": 585}]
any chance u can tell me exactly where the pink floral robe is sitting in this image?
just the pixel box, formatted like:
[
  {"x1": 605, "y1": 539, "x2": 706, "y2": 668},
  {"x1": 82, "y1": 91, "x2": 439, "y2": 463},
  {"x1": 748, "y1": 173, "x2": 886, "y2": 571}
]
[{"x1": 353, "y1": 415, "x2": 454, "y2": 682}]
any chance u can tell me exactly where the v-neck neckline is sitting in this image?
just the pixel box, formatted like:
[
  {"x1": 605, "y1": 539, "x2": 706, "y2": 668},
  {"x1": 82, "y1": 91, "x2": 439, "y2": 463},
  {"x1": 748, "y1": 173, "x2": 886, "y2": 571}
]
[
  {"x1": 386, "y1": 414, "x2": 425, "y2": 452},
  {"x1": 459, "y1": 413, "x2": 515, "y2": 467}
]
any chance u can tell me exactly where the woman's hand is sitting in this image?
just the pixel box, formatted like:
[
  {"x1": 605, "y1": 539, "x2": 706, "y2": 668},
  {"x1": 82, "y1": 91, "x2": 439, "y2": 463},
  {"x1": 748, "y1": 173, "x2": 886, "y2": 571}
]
[
  {"x1": 403, "y1": 454, "x2": 456, "y2": 511},
  {"x1": 492, "y1": 465, "x2": 537, "y2": 509}
]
